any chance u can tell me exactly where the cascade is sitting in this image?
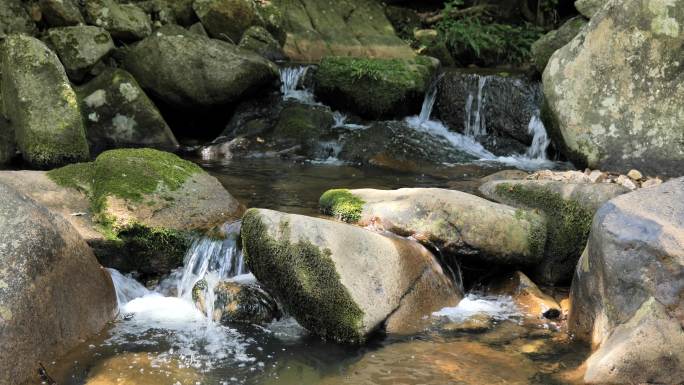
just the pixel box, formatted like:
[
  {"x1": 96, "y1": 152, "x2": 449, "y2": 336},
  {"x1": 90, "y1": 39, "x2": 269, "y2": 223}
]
[
  {"x1": 525, "y1": 113, "x2": 551, "y2": 160},
  {"x1": 464, "y1": 75, "x2": 490, "y2": 137},
  {"x1": 279, "y1": 66, "x2": 316, "y2": 104}
]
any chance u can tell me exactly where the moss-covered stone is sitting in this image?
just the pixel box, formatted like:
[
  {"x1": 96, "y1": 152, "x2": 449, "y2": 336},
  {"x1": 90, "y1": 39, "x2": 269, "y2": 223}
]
[
  {"x1": 271, "y1": 103, "x2": 334, "y2": 151},
  {"x1": 319, "y1": 189, "x2": 365, "y2": 223},
  {"x1": 531, "y1": 16, "x2": 587, "y2": 72},
  {"x1": 84, "y1": 0, "x2": 152, "y2": 41},
  {"x1": 46, "y1": 26, "x2": 115, "y2": 81},
  {"x1": 241, "y1": 208, "x2": 365, "y2": 343},
  {"x1": 193, "y1": 0, "x2": 257, "y2": 43},
  {"x1": 239, "y1": 25, "x2": 286, "y2": 61},
  {"x1": 39, "y1": 0, "x2": 84, "y2": 27},
  {"x1": 494, "y1": 183, "x2": 593, "y2": 284},
  {"x1": 313, "y1": 56, "x2": 438, "y2": 119}
]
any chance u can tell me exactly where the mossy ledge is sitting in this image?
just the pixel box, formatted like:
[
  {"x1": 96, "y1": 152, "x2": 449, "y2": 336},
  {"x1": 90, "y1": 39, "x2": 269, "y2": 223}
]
[
  {"x1": 319, "y1": 189, "x2": 365, "y2": 223},
  {"x1": 241, "y1": 209, "x2": 366, "y2": 343},
  {"x1": 495, "y1": 183, "x2": 594, "y2": 282},
  {"x1": 47, "y1": 148, "x2": 202, "y2": 273}
]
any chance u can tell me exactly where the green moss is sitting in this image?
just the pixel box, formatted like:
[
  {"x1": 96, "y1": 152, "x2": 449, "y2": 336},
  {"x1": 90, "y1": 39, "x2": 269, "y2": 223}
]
[
  {"x1": 241, "y1": 209, "x2": 365, "y2": 343},
  {"x1": 319, "y1": 189, "x2": 365, "y2": 223},
  {"x1": 47, "y1": 162, "x2": 95, "y2": 193},
  {"x1": 314, "y1": 57, "x2": 435, "y2": 118},
  {"x1": 273, "y1": 104, "x2": 334, "y2": 145},
  {"x1": 495, "y1": 183, "x2": 593, "y2": 269}
]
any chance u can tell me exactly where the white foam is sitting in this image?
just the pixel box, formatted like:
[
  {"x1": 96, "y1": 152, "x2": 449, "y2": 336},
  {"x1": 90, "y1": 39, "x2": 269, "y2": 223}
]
[{"x1": 433, "y1": 294, "x2": 521, "y2": 323}]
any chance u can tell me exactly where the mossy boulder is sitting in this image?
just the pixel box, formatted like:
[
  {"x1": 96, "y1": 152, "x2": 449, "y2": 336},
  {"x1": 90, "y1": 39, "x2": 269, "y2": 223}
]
[
  {"x1": 313, "y1": 56, "x2": 438, "y2": 119},
  {"x1": 45, "y1": 148, "x2": 244, "y2": 275},
  {"x1": 531, "y1": 16, "x2": 587, "y2": 72},
  {"x1": 241, "y1": 208, "x2": 460, "y2": 343},
  {"x1": 39, "y1": 0, "x2": 84, "y2": 27},
  {"x1": 239, "y1": 25, "x2": 286, "y2": 62},
  {"x1": 0, "y1": 182, "x2": 116, "y2": 385},
  {"x1": 193, "y1": 280, "x2": 281, "y2": 325},
  {"x1": 77, "y1": 68, "x2": 178, "y2": 155},
  {"x1": 320, "y1": 188, "x2": 548, "y2": 268},
  {"x1": 1, "y1": 34, "x2": 89, "y2": 168},
  {"x1": 574, "y1": 0, "x2": 605, "y2": 18},
  {"x1": 124, "y1": 33, "x2": 279, "y2": 109},
  {"x1": 479, "y1": 179, "x2": 628, "y2": 284},
  {"x1": 271, "y1": 102, "x2": 334, "y2": 151},
  {"x1": 84, "y1": 0, "x2": 152, "y2": 41},
  {"x1": 543, "y1": 0, "x2": 684, "y2": 176},
  {"x1": 193, "y1": 0, "x2": 258, "y2": 43},
  {"x1": 272, "y1": 0, "x2": 414, "y2": 62},
  {"x1": 46, "y1": 26, "x2": 115, "y2": 81},
  {"x1": 0, "y1": 0, "x2": 36, "y2": 38},
  {"x1": 569, "y1": 177, "x2": 684, "y2": 384}
]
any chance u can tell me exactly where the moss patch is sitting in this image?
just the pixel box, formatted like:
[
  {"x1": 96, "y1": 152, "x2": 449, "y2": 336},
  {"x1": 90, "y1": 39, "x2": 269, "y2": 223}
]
[
  {"x1": 319, "y1": 189, "x2": 365, "y2": 223},
  {"x1": 241, "y1": 209, "x2": 365, "y2": 343},
  {"x1": 47, "y1": 162, "x2": 96, "y2": 193},
  {"x1": 495, "y1": 183, "x2": 594, "y2": 282}
]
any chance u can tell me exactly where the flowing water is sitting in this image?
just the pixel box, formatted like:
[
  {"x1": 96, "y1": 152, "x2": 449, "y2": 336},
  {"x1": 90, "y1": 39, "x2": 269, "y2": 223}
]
[{"x1": 46, "y1": 66, "x2": 588, "y2": 385}]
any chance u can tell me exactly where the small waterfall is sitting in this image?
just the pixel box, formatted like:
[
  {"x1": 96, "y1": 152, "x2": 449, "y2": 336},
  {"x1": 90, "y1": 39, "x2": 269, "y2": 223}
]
[
  {"x1": 525, "y1": 114, "x2": 551, "y2": 159},
  {"x1": 107, "y1": 268, "x2": 151, "y2": 308},
  {"x1": 464, "y1": 75, "x2": 490, "y2": 137},
  {"x1": 280, "y1": 66, "x2": 316, "y2": 104},
  {"x1": 417, "y1": 75, "x2": 443, "y2": 125}
]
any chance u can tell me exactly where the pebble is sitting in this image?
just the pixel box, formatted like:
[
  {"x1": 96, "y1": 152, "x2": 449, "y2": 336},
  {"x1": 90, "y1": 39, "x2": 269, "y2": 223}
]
[
  {"x1": 617, "y1": 175, "x2": 637, "y2": 190},
  {"x1": 627, "y1": 169, "x2": 643, "y2": 181}
]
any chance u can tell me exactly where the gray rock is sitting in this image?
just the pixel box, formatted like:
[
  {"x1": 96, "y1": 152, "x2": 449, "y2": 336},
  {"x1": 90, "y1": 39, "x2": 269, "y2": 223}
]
[
  {"x1": 124, "y1": 33, "x2": 278, "y2": 108},
  {"x1": 0, "y1": 117, "x2": 15, "y2": 165},
  {"x1": 1, "y1": 34, "x2": 89, "y2": 168},
  {"x1": 39, "y1": 0, "x2": 84, "y2": 27},
  {"x1": 0, "y1": 0, "x2": 36, "y2": 38},
  {"x1": 574, "y1": 0, "x2": 605, "y2": 18},
  {"x1": 193, "y1": 0, "x2": 258, "y2": 43},
  {"x1": 543, "y1": 0, "x2": 684, "y2": 176},
  {"x1": 531, "y1": 16, "x2": 587, "y2": 72},
  {"x1": 0, "y1": 182, "x2": 117, "y2": 385},
  {"x1": 193, "y1": 280, "x2": 280, "y2": 325},
  {"x1": 46, "y1": 26, "x2": 115, "y2": 81},
  {"x1": 569, "y1": 177, "x2": 684, "y2": 384},
  {"x1": 241, "y1": 208, "x2": 460, "y2": 343},
  {"x1": 320, "y1": 188, "x2": 548, "y2": 266},
  {"x1": 85, "y1": 0, "x2": 152, "y2": 41},
  {"x1": 479, "y1": 179, "x2": 629, "y2": 284},
  {"x1": 78, "y1": 68, "x2": 178, "y2": 154},
  {"x1": 239, "y1": 25, "x2": 286, "y2": 61}
]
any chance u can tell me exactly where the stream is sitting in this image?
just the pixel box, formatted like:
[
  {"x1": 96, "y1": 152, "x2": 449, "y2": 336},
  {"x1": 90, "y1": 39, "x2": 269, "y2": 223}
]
[{"x1": 47, "y1": 67, "x2": 588, "y2": 385}]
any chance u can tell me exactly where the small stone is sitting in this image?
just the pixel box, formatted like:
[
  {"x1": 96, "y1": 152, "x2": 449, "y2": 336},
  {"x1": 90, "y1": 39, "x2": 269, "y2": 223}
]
[
  {"x1": 588, "y1": 170, "x2": 606, "y2": 183},
  {"x1": 627, "y1": 169, "x2": 643, "y2": 181},
  {"x1": 617, "y1": 175, "x2": 638, "y2": 190},
  {"x1": 641, "y1": 178, "x2": 663, "y2": 189}
]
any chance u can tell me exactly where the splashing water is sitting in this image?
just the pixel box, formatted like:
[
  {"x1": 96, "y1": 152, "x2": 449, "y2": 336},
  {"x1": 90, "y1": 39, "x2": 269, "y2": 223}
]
[
  {"x1": 280, "y1": 66, "x2": 317, "y2": 104},
  {"x1": 464, "y1": 75, "x2": 490, "y2": 137},
  {"x1": 525, "y1": 113, "x2": 551, "y2": 159},
  {"x1": 433, "y1": 294, "x2": 521, "y2": 323}
]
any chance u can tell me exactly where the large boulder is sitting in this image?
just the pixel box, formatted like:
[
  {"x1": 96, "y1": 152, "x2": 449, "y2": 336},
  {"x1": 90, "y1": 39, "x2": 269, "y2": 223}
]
[
  {"x1": 1, "y1": 34, "x2": 89, "y2": 168},
  {"x1": 0, "y1": 0, "x2": 36, "y2": 38},
  {"x1": 78, "y1": 68, "x2": 178, "y2": 154},
  {"x1": 569, "y1": 177, "x2": 684, "y2": 384},
  {"x1": 531, "y1": 16, "x2": 587, "y2": 72},
  {"x1": 42, "y1": 149, "x2": 244, "y2": 276},
  {"x1": 543, "y1": 0, "x2": 684, "y2": 176},
  {"x1": 479, "y1": 179, "x2": 628, "y2": 284},
  {"x1": 434, "y1": 69, "x2": 543, "y2": 155},
  {"x1": 319, "y1": 188, "x2": 547, "y2": 267},
  {"x1": 39, "y1": 0, "x2": 85, "y2": 27},
  {"x1": 314, "y1": 56, "x2": 438, "y2": 119},
  {"x1": 46, "y1": 26, "x2": 115, "y2": 81},
  {"x1": 272, "y1": 0, "x2": 414, "y2": 62},
  {"x1": 0, "y1": 182, "x2": 117, "y2": 385},
  {"x1": 241, "y1": 208, "x2": 460, "y2": 343},
  {"x1": 124, "y1": 33, "x2": 279, "y2": 109},
  {"x1": 85, "y1": 0, "x2": 152, "y2": 41},
  {"x1": 193, "y1": 0, "x2": 258, "y2": 43},
  {"x1": 239, "y1": 25, "x2": 287, "y2": 61}
]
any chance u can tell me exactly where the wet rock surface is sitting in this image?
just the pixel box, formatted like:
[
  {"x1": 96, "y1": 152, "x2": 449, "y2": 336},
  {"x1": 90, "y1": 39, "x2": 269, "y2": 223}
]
[{"x1": 193, "y1": 280, "x2": 281, "y2": 325}]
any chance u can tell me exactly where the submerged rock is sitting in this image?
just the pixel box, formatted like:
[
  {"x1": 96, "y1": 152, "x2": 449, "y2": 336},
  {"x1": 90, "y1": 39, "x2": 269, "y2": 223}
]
[
  {"x1": 193, "y1": 280, "x2": 280, "y2": 325},
  {"x1": 314, "y1": 56, "x2": 438, "y2": 119},
  {"x1": 241, "y1": 208, "x2": 460, "y2": 343},
  {"x1": 44, "y1": 149, "x2": 244, "y2": 275},
  {"x1": 569, "y1": 177, "x2": 684, "y2": 384},
  {"x1": 489, "y1": 271, "x2": 561, "y2": 320},
  {"x1": 272, "y1": 0, "x2": 414, "y2": 62},
  {"x1": 124, "y1": 33, "x2": 278, "y2": 109},
  {"x1": 319, "y1": 188, "x2": 547, "y2": 267},
  {"x1": 77, "y1": 68, "x2": 178, "y2": 154},
  {"x1": 0, "y1": 182, "x2": 117, "y2": 385},
  {"x1": 479, "y1": 180, "x2": 628, "y2": 284},
  {"x1": 46, "y1": 26, "x2": 115, "y2": 81},
  {"x1": 543, "y1": 0, "x2": 684, "y2": 176},
  {"x1": 39, "y1": 0, "x2": 84, "y2": 27},
  {"x1": 84, "y1": 0, "x2": 152, "y2": 41},
  {"x1": 1, "y1": 34, "x2": 89, "y2": 168},
  {"x1": 531, "y1": 16, "x2": 587, "y2": 72}
]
